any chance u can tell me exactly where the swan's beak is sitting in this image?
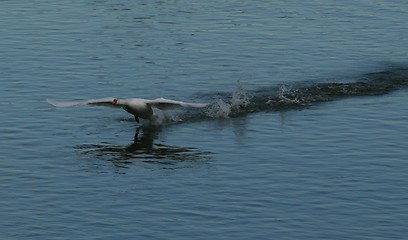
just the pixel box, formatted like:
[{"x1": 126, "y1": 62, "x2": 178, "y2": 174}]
[{"x1": 112, "y1": 99, "x2": 119, "y2": 105}]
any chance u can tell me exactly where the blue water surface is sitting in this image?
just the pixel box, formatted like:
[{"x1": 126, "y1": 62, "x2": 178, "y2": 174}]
[{"x1": 1, "y1": 1, "x2": 408, "y2": 239}]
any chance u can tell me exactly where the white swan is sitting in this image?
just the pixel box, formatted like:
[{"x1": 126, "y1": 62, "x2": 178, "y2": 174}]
[{"x1": 47, "y1": 97, "x2": 208, "y2": 123}]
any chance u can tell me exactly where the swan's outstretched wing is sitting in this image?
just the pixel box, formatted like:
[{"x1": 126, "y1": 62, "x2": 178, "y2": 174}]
[
  {"x1": 47, "y1": 97, "x2": 121, "y2": 108},
  {"x1": 146, "y1": 98, "x2": 208, "y2": 110}
]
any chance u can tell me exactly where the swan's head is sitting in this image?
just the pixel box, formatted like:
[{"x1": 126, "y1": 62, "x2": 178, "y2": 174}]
[{"x1": 112, "y1": 98, "x2": 120, "y2": 105}]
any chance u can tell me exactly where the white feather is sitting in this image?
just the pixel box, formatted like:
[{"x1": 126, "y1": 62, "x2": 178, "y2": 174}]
[
  {"x1": 47, "y1": 97, "x2": 208, "y2": 122},
  {"x1": 47, "y1": 97, "x2": 120, "y2": 108},
  {"x1": 146, "y1": 98, "x2": 208, "y2": 110}
]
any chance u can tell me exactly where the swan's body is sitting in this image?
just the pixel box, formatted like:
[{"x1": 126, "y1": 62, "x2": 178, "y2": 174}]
[
  {"x1": 117, "y1": 99, "x2": 154, "y2": 122},
  {"x1": 47, "y1": 97, "x2": 208, "y2": 123}
]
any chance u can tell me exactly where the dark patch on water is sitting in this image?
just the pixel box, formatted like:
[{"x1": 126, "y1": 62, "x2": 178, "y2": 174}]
[
  {"x1": 256, "y1": 68, "x2": 408, "y2": 111},
  {"x1": 76, "y1": 126, "x2": 212, "y2": 171},
  {"x1": 204, "y1": 68, "x2": 408, "y2": 118}
]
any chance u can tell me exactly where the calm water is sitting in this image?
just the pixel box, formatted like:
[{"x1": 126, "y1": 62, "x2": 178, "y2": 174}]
[{"x1": 1, "y1": 1, "x2": 408, "y2": 239}]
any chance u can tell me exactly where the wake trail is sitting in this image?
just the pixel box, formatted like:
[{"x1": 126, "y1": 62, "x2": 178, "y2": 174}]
[
  {"x1": 202, "y1": 68, "x2": 408, "y2": 119},
  {"x1": 47, "y1": 68, "x2": 408, "y2": 125}
]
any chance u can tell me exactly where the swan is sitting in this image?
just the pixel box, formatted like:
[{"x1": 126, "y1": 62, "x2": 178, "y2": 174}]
[{"x1": 47, "y1": 97, "x2": 208, "y2": 123}]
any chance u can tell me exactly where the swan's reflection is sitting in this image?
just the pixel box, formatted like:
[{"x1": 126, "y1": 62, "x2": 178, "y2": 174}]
[{"x1": 77, "y1": 126, "x2": 212, "y2": 172}]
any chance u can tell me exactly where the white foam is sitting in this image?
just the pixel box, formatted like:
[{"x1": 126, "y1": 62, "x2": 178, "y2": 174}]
[
  {"x1": 205, "y1": 99, "x2": 231, "y2": 118},
  {"x1": 277, "y1": 84, "x2": 299, "y2": 103},
  {"x1": 205, "y1": 81, "x2": 250, "y2": 118},
  {"x1": 231, "y1": 80, "x2": 250, "y2": 110},
  {"x1": 145, "y1": 108, "x2": 184, "y2": 126}
]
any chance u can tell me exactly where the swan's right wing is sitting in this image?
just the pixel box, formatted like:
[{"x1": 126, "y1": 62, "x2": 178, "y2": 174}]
[
  {"x1": 47, "y1": 97, "x2": 121, "y2": 108},
  {"x1": 146, "y1": 98, "x2": 208, "y2": 110}
]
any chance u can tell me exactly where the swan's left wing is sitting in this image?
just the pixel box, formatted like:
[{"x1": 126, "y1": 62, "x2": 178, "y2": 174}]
[
  {"x1": 47, "y1": 97, "x2": 121, "y2": 108},
  {"x1": 146, "y1": 98, "x2": 208, "y2": 110}
]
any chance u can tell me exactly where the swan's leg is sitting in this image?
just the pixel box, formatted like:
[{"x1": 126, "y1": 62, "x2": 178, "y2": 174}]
[
  {"x1": 134, "y1": 126, "x2": 141, "y2": 143},
  {"x1": 134, "y1": 115, "x2": 140, "y2": 123}
]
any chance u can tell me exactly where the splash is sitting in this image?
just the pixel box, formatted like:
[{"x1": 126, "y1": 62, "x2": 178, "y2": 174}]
[
  {"x1": 231, "y1": 80, "x2": 250, "y2": 110},
  {"x1": 205, "y1": 99, "x2": 231, "y2": 118},
  {"x1": 274, "y1": 84, "x2": 302, "y2": 104},
  {"x1": 145, "y1": 108, "x2": 184, "y2": 126},
  {"x1": 205, "y1": 81, "x2": 250, "y2": 118}
]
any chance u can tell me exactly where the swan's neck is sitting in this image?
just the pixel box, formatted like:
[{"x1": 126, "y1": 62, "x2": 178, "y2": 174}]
[{"x1": 122, "y1": 99, "x2": 154, "y2": 119}]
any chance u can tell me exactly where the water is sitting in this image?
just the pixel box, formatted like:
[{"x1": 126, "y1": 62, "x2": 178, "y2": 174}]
[{"x1": 1, "y1": 1, "x2": 408, "y2": 239}]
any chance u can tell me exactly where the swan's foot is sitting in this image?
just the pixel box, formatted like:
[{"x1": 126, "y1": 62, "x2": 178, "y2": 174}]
[{"x1": 134, "y1": 115, "x2": 140, "y2": 123}]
